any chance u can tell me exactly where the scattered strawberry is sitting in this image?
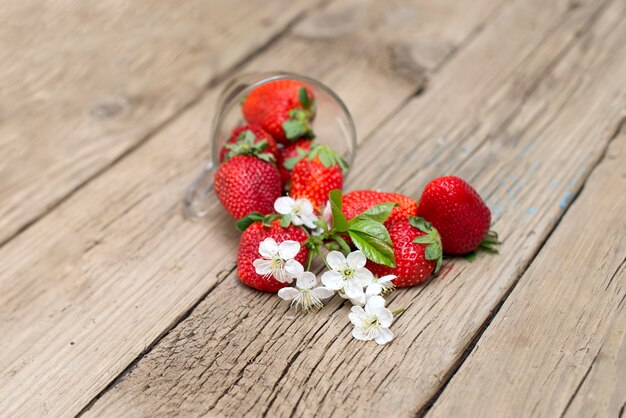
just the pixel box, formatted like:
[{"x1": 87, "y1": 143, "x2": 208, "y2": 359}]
[
  {"x1": 237, "y1": 220, "x2": 309, "y2": 292},
  {"x1": 214, "y1": 155, "x2": 282, "y2": 219},
  {"x1": 219, "y1": 125, "x2": 280, "y2": 163},
  {"x1": 277, "y1": 138, "x2": 313, "y2": 186},
  {"x1": 343, "y1": 190, "x2": 418, "y2": 225},
  {"x1": 290, "y1": 145, "x2": 348, "y2": 211},
  {"x1": 417, "y1": 176, "x2": 496, "y2": 255},
  {"x1": 367, "y1": 216, "x2": 442, "y2": 287},
  {"x1": 242, "y1": 79, "x2": 316, "y2": 144}
]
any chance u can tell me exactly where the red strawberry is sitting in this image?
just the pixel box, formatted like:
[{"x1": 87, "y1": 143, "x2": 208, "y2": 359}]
[
  {"x1": 242, "y1": 79, "x2": 315, "y2": 144},
  {"x1": 219, "y1": 125, "x2": 280, "y2": 163},
  {"x1": 214, "y1": 155, "x2": 282, "y2": 219},
  {"x1": 290, "y1": 145, "x2": 348, "y2": 211},
  {"x1": 417, "y1": 176, "x2": 496, "y2": 254},
  {"x1": 343, "y1": 190, "x2": 418, "y2": 225},
  {"x1": 277, "y1": 139, "x2": 313, "y2": 186},
  {"x1": 367, "y1": 216, "x2": 442, "y2": 287},
  {"x1": 237, "y1": 220, "x2": 309, "y2": 292}
]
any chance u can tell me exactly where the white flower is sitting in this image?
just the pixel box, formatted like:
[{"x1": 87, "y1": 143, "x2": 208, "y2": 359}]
[
  {"x1": 277, "y1": 271, "x2": 335, "y2": 312},
  {"x1": 366, "y1": 275, "x2": 396, "y2": 296},
  {"x1": 340, "y1": 275, "x2": 395, "y2": 306},
  {"x1": 349, "y1": 295, "x2": 394, "y2": 345},
  {"x1": 321, "y1": 251, "x2": 373, "y2": 299},
  {"x1": 253, "y1": 238, "x2": 302, "y2": 283},
  {"x1": 274, "y1": 196, "x2": 318, "y2": 229}
]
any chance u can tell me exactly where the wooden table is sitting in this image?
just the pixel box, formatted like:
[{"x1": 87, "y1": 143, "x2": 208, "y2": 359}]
[{"x1": 1, "y1": 0, "x2": 624, "y2": 416}]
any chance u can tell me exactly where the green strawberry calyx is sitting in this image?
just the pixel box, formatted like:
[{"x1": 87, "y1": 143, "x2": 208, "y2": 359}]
[
  {"x1": 235, "y1": 212, "x2": 282, "y2": 232},
  {"x1": 285, "y1": 144, "x2": 349, "y2": 173},
  {"x1": 409, "y1": 216, "x2": 443, "y2": 272},
  {"x1": 282, "y1": 87, "x2": 316, "y2": 141},
  {"x1": 224, "y1": 130, "x2": 275, "y2": 163},
  {"x1": 479, "y1": 230, "x2": 500, "y2": 253}
]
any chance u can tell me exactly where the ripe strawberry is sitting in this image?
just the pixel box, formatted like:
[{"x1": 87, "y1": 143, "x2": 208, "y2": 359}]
[
  {"x1": 237, "y1": 220, "x2": 309, "y2": 292},
  {"x1": 417, "y1": 176, "x2": 495, "y2": 254},
  {"x1": 290, "y1": 145, "x2": 348, "y2": 211},
  {"x1": 214, "y1": 155, "x2": 282, "y2": 219},
  {"x1": 242, "y1": 79, "x2": 315, "y2": 144},
  {"x1": 219, "y1": 125, "x2": 280, "y2": 163},
  {"x1": 343, "y1": 190, "x2": 418, "y2": 225},
  {"x1": 277, "y1": 139, "x2": 313, "y2": 186},
  {"x1": 366, "y1": 216, "x2": 442, "y2": 287}
]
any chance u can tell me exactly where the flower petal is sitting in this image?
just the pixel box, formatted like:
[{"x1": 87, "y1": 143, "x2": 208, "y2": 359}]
[
  {"x1": 374, "y1": 327, "x2": 393, "y2": 345},
  {"x1": 301, "y1": 212, "x2": 319, "y2": 229},
  {"x1": 296, "y1": 271, "x2": 317, "y2": 289},
  {"x1": 366, "y1": 283, "x2": 383, "y2": 296},
  {"x1": 344, "y1": 279, "x2": 365, "y2": 299},
  {"x1": 348, "y1": 306, "x2": 367, "y2": 326},
  {"x1": 278, "y1": 240, "x2": 301, "y2": 260},
  {"x1": 375, "y1": 307, "x2": 393, "y2": 327},
  {"x1": 298, "y1": 198, "x2": 314, "y2": 214},
  {"x1": 347, "y1": 251, "x2": 367, "y2": 269},
  {"x1": 291, "y1": 213, "x2": 304, "y2": 226},
  {"x1": 277, "y1": 287, "x2": 300, "y2": 301},
  {"x1": 321, "y1": 270, "x2": 343, "y2": 290},
  {"x1": 365, "y1": 295, "x2": 386, "y2": 314},
  {"x1": 354, "y1": 268, "x2": 374, "y2": 287},
  {"x1": 349, "y1": 293, "x2": 366, "y2": 306},
  {"x1": 352, "y1": 326, "x2": 373, "y2": 341},
  {"x1": 378, "y1": 275, "x2": 396, "y2": 284},
  {"x1": 258, "y1": 238, "x2": 278, "y2": 259},
  {"x1": 274, "y1": 196, "x2": 294, "y2": 215},
  {"x1": 285, "y1": 259, "x2": 304, "y2": 278},
  {"x1": 312, "y1": 286, "x2": 335, "y2": 300},
  {"x1": 326, "y1": 251, "x2": 346, "y2": 271},
  {"x1": 253, "y1": 259, "x2": 273, "y2": 275}
]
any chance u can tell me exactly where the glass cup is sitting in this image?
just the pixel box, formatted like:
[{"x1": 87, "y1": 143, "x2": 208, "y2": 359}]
[{"x1": 184, "y1": 71, "x2": 357, "y2": 218}]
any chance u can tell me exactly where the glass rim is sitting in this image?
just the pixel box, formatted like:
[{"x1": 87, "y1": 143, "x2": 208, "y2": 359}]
[{"x1": 210, "y1": 71, "x2": 357, "y2": 168}]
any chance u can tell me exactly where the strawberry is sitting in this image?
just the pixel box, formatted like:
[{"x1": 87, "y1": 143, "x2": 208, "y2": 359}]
[
  {"x1": 237, "y1": 220, "x2": 309, "y2": 292},
  {"x1": 343, "y1": 190, "x2": 418, "y2": 225},
  {"x1": 242, "y1": 79, "x2": 315, "y2": 144},
  {"x1": 366, "y1": 216, "x2": 442, "y2": 287},
  {"x1": 219, "y1": 125, "x2": 280, "y2": 163},
  {"x1": 277, "y1": 138, "x2": 313, "y2": 186},
  {"x1": 290, "y1": 145, "x2": 348, "y2": 211},
  {"x1": 417, "y1": 176, "x2": 496, "y2": 254},
  {"x1": 214, "y1": 154, "x2": 282, "y2": 219}
]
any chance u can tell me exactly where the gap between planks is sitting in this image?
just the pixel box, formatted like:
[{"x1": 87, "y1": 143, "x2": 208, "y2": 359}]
[
  {"x1": 417, "y1": 113, "x2": 626, "y2": 418},
  {"x1": 81, "y1": 0, "x2": 626, "y2": 415},
  {"x1": 0, "y1": 0, "x2": 330, "y2": 250}
]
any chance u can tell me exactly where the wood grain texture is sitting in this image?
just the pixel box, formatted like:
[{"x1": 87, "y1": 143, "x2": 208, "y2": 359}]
[
  {"x1": 0, "y1": 0, "x2": 321, "y2": 246},
  {"x1": 428, "y1": 130, "x2": 626, "y2": 418},
  {"x1": 0, "y1": 0, "x2": 507, "y2": 415},
  {"x1": 84, "y1": 0, "x2": 626, "y2": 416}
]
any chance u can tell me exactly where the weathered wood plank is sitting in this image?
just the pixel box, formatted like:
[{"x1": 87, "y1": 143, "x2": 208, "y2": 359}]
[
  {"x1": 0, "y1": 0, "x2": 507, "y2": 415},
  {"x1": 0, "y1": 0, "x2": 322, "y2": 246},
  {"x1": 428, "y1": 129, "x2": 626, "y2": 418},
  {"x1": 84, "y1": 0, "x2": 626, "y2": 416}
]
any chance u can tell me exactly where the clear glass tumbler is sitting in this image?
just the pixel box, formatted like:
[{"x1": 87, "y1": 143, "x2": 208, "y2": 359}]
[{"x1": 184, "y1": 71, "x2": 357, "y2": 218}]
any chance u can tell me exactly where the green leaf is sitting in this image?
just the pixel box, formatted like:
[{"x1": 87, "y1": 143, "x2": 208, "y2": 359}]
[
  {"x1": 351, "y1": 202, "x2": 397, "y2": 224},
  {"x1": 464, "y1": 252, "x2": 477, "y2": 261},
  {"x1": 236, "y1": 212, "x2": 265, "y2": 232},
  {"x1": 280, "y1": 214, "x2": 292, "y2": 228},
  {"x1": 409, "y1": 216, "x2": 443, "y2": 273},
  {"x1": 282, "y1": 120, "x2": 306, "y2": 140},
  {"x1": 348, "y1": 231, "x2": 396, "y2": 267},
  {"x1": 329, "y1": 189, "x2": 348, "y2": 232},
  {"x1": 479, "y1": 229, "x2": 501, "y2": 253},
  {"x1": 314, "y1": 219, "x2": 329, "y2": 233},
  {"x1": 298, "y1": 86, "x2": 310, "y2": 109},
  {"x1": 348, "y1": 219, "x2": 391, "y2": 245},
  {"x1": 333, "y1": 234, "x2": 352, "y2": 254}
]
